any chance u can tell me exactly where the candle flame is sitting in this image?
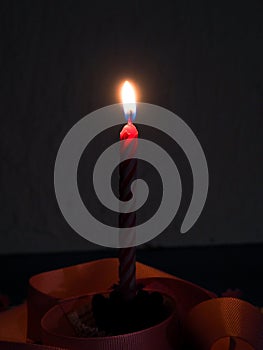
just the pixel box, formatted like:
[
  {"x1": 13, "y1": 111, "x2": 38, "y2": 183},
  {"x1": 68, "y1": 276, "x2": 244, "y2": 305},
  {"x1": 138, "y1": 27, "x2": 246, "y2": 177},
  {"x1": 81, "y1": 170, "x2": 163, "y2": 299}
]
[{"x1": 121, "y1": 81, "x2": 136, "y2": 122}]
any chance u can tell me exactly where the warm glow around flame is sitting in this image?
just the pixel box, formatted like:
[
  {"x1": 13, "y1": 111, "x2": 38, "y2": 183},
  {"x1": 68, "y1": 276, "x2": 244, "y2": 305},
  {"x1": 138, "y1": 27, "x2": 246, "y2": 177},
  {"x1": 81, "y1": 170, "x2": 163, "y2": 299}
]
[{"x1": 121, "y1": 81, "x2": 136, "y2": 121}]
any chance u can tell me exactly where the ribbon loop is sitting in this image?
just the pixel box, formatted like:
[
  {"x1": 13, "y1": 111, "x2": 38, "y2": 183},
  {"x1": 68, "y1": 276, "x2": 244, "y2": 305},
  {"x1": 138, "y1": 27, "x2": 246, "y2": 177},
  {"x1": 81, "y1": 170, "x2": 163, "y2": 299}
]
[
  {"x1": 187, "y1": 297, "x2": 263, "y2": 350},
  {"x1": 0, "y1": 259, "x2": 262, "y2": 350}
]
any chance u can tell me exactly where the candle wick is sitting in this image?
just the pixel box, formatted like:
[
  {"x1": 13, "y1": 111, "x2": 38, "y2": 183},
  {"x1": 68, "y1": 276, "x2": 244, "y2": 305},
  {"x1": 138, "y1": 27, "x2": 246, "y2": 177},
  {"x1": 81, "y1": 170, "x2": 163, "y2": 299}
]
[{"x1": 127, "y1": 110, "x2": 133, "y2": 124}]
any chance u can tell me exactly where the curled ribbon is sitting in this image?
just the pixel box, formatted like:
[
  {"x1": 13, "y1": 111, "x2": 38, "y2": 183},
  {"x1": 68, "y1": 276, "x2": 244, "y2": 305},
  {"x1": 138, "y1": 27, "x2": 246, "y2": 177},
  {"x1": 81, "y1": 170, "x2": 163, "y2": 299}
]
[
  {"x1": 187, "y1": 297, "x2": 263, "y2": 350},
  {"x1": 0, "y1": 258, "x2": 262, "y2": 350}
]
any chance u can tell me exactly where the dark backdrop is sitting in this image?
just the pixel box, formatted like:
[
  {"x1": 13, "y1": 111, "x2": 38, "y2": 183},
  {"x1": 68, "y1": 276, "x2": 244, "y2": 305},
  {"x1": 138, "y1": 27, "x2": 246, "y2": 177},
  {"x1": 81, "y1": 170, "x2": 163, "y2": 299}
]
[{"x1": 1, "y1": 0, "x2": 262, "y2": 252}]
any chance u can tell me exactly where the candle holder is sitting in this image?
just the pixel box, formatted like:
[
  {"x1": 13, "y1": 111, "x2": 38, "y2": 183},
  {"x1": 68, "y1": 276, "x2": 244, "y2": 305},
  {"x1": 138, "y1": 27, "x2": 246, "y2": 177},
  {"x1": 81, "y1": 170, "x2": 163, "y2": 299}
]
[{"x1": 41, "y1": 288, "x2": 179, "y2": 350}]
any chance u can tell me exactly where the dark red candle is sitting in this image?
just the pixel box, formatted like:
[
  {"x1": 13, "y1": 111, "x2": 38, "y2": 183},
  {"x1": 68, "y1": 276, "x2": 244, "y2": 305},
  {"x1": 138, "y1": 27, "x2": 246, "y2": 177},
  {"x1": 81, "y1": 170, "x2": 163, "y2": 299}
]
[{"x1": 118, "y1": 81, "x2": 138, "y2": 301}]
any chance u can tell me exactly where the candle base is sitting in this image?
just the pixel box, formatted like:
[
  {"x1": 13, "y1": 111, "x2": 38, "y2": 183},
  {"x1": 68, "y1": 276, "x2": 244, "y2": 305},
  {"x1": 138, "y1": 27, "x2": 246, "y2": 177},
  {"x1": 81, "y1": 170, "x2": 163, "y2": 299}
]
[{"x1": 91, "y1": 288, "x2": 170, "y2": 336}]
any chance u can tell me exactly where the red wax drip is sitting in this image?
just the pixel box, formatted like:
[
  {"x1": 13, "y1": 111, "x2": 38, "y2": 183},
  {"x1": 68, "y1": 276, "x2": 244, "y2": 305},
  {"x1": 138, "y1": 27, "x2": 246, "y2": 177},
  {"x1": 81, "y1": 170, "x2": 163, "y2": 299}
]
[{"x1": 120, "y1": 121, "x2": 138, "y2": 140}]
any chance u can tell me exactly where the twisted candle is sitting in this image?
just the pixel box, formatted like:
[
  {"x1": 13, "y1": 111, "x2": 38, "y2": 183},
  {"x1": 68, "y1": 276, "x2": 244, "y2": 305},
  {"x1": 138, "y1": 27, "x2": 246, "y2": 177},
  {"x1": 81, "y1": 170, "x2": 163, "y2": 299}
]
[{"x1": 119, "y1": 119, "x2": 138, "y2": 301}]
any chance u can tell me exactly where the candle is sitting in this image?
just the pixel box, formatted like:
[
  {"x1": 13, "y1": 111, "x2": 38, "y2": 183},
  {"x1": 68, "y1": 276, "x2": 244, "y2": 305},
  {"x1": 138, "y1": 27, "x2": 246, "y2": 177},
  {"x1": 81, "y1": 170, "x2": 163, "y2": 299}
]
[{"x1": 118, "y1": 81, "x2": 138, "y2": 301}]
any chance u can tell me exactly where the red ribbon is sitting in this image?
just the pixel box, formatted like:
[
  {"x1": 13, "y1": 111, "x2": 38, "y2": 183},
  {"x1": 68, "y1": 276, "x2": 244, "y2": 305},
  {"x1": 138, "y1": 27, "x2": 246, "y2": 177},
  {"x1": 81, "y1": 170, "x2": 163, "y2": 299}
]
[
  {"x1": 187, "y1": 297, "x2": 263, "y2": 350},
  {"x1": 0, "y1": 258, "x2": 262, "y2": 350}
]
